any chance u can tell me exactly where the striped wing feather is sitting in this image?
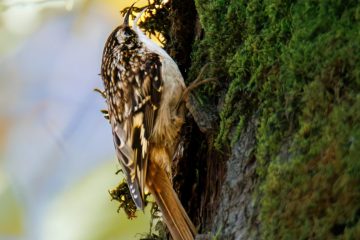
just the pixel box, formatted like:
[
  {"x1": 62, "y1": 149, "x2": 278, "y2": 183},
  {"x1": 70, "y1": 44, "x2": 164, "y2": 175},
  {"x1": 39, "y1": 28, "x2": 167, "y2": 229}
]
[{"x1": 108, "y1": 52, "x2": 162, "y2": 209}]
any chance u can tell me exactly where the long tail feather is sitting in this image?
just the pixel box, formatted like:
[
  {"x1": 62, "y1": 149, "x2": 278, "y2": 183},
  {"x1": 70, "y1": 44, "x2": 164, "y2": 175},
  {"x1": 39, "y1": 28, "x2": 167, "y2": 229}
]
[{"x1": 147, "y1": 161, "x2": 196, "y2": 240}]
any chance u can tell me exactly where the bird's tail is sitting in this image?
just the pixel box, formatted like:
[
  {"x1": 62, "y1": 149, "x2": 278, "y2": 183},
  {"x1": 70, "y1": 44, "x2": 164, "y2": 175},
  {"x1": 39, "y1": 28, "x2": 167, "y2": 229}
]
[{"x1": 147, "y1": 161, "x2": 196, "y2": 240}]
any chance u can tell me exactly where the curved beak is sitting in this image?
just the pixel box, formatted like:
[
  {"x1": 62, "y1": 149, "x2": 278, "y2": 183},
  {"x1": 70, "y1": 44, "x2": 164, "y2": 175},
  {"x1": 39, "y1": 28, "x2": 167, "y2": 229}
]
[{"x1": 124, "y1": 2, "x2": 136, "y2": 27}]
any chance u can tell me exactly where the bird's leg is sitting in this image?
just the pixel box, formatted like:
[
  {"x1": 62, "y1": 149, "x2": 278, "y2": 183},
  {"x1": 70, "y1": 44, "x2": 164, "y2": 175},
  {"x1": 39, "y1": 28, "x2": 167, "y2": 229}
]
[
  {"x1": 178, "y1": 64, "x2": 219, "y2": 134},
  {"x1": 181, "y1": 63, "x2": 218, "y2": 103},
  {"x1": 182, "y1": 77, "x2": 218, "y2": 102},
  {"x1": 176, "y1": 63, "x2": 218, "y2": 111}
]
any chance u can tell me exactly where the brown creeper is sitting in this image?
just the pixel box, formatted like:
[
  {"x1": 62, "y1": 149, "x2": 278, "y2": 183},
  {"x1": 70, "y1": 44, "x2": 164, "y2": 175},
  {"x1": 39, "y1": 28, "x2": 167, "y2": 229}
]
[{"x1": 100, "y1": 5, "x2": 196, "y2": 240}]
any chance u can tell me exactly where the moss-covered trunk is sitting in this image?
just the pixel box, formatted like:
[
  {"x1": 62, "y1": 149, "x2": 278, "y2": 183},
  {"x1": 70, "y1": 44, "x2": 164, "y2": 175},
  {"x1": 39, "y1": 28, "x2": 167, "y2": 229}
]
[{"x1": 164, "y1": 0, "x2": 360, "y2": 239}]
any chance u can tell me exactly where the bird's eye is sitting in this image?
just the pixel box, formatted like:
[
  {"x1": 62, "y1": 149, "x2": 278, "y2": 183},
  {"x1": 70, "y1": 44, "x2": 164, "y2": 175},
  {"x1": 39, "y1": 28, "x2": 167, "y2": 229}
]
[{"x1": 124, "y1": 27, "x2": 132, "y2": 37}]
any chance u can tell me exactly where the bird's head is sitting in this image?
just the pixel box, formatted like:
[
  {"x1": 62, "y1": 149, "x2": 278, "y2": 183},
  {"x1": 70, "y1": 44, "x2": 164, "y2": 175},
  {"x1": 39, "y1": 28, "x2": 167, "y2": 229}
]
[{"x1": 114, "y1": 3, "x2": 137, "y2": 46}]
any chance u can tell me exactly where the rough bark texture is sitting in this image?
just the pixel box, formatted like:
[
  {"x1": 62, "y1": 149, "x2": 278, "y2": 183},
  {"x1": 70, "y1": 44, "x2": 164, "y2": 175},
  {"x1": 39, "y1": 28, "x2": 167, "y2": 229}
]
[
  {"x1": 210, "y1": 116, "x2": 259, "y2": 240},
  {"x1": 165, "y1": 0, "x2": 197, "y2": 77},
  {"x1": 167, "y1": 1, "x2": 260, "y2": 239},
  {"x1": 166, "y1": 0, "x2": 360, "y2": 240}
]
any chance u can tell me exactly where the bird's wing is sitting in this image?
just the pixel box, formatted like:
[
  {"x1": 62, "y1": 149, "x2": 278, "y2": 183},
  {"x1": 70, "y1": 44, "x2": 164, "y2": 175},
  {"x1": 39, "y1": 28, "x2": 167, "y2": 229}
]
[{"x1": 106, "y1": 51, "x2": 163, "y2": 209}]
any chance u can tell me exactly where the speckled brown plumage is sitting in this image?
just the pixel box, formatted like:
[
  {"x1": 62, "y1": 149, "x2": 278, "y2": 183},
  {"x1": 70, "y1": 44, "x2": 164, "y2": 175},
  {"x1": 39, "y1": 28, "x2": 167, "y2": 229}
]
[{"x1": 99, "y1": 6, "x2": 196, "y2": 240}]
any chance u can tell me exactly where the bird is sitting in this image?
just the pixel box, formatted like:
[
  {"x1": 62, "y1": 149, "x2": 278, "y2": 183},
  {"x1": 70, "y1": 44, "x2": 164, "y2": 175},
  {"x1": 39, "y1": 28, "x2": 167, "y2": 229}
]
[{"x1": 99, "y1": 4, "x2": 196, "y2": 240}]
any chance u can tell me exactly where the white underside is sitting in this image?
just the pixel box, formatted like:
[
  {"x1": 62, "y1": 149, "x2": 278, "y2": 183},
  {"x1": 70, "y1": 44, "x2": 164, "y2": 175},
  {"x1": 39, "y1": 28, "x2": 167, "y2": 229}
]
[{"x1": 133, "y1": 21, "x2": 186, "y2": 145}]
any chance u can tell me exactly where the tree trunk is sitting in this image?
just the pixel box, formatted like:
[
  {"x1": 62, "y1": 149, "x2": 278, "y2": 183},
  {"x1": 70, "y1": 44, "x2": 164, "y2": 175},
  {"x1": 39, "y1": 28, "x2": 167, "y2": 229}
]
[{"x1": 168, "y1": 1, "x2": 360, "y2": 239}]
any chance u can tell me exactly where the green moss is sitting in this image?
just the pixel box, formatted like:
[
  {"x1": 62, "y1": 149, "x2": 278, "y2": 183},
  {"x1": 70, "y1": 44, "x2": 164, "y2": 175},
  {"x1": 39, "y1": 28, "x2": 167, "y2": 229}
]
[
  {"x1": 109, "y1": 180, "x2": 138, "y2": 219},
  {"x1": 193, "y1": 0, "x2": 360, "y2": 238}
]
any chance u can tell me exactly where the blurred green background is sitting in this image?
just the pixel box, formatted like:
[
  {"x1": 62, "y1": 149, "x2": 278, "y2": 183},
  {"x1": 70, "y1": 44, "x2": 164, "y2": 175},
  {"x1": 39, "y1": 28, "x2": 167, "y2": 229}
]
[{"x1": 0, "y1": 0, "x2": 151, "y2": 239}]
